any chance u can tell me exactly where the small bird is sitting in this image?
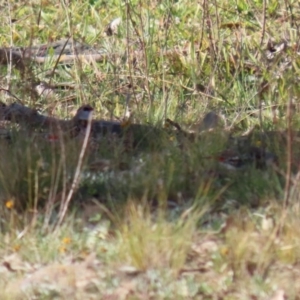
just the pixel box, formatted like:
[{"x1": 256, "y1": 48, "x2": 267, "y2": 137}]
[
  {"x1": 216, "y1": 146, "x2": 277, "y2": 170},
  {"x1": 71, "y1": 105, "x2": 123, "y2": 139},
  {"x1": 199, "y1": 111, "x2": 220, "y2": 131},
  {"x1": 34, "y1": 81, "x2": 56, "y2": 100},
  {"x1": 73, "y1": 105, "x2": 93, "y2": 126}
]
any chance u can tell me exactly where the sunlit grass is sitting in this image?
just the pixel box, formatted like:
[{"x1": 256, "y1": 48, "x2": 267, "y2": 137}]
[{"x1": 116, "y1": 202, "x2": 201, "y2": 272}]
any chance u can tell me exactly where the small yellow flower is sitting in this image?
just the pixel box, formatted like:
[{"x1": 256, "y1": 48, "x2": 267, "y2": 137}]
[
  {"x1": 220, "y1": 246, "x2": 229, "y2": 256},
  {"x1": 59, "y1": 246, "x2": 66, "y2": 253},
  {"x1": 62, "y1": 237, "x2": 71, "y2": 245},
  {"x1": 5, "y1": 199, "x2": 14, "y2": 209},
  {"x1": 59, "y1": 237, "x2": 72, "y2": 253},
  {"x1": 13, "y1": 244, "x2": 21, "y2": 252},
  {"x1": 255, "y1": 140, "x2": 262, "y2": 147}
]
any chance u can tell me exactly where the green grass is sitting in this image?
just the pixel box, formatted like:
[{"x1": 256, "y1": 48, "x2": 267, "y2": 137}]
[{"x1": 1, "y1": 0, "x2": 300, "y2": 298}]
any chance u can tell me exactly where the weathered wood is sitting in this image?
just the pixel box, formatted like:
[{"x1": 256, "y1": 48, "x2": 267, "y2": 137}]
[
  {"x1": 0, "y1": 39, "x2": 106, "y2": 69},
  {"x1": 0, "y1": 103, "x2": 164, "y2": 150}
]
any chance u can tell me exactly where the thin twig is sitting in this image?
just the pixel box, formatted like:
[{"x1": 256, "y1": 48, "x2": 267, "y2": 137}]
[
  {"x1": 42, "y1": 156, "x2": 62, "y2": 232},
  {"x1": 55, "y1": 112, "x2": 92, "y2": 228},
  {"x1": 42, "y1": 125, "x2": 66, "y2": 232},
  {"x1": 0, "y1": 88, "x2": 24, "y2": 104},
  {"x1": 136, "y1": 2, "x2": 152, "y2": 111},
  {"x1": 283, "y1": 90, "x2": 293, "y2": 207},
  {"x1": 6, "y1": 0, "x2": 13, "y2": 89},
  {"x1": 126, "y1": 1, "x2": 152, "y2": 111},
  {"x1": 125, "y1": 0, "x2": 137, "y2": 107},
  {"x1": 199, "y1": 0, "x2": 207, "y2": 50},
  {"x1": 260, "y1": 0, "x2": 266, "y2": 47}
]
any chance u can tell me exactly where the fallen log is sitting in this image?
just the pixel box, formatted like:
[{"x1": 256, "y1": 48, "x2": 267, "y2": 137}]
[
  {"x1": 0, "y1": 102, "x2": 165, "y2": 150},
  {"x1": 0, "y1": 39, "x2": 106, "y2": 69},
  {"x1": 1, "y1": 102, "x2": 287, "y2": 167}
]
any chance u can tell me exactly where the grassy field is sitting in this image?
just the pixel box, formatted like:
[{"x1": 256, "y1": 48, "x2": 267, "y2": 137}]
[{"x1": 1, "y1": 0, "x2": 300, "y2": 298}]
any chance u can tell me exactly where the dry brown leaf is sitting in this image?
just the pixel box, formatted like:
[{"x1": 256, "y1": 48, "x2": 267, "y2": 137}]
[
  {"x1": 2, "y1": 253, "x2": 33, "y2": 273},
  {"x1": 118, "y1": 265, "x2": 142, "y2": 276},
  {"x1": 220, "y1": 22, "x2": 243, "y2": 29},
  {"x1": 191, "y1": 239, "x2": 218, "y2": 256}
]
